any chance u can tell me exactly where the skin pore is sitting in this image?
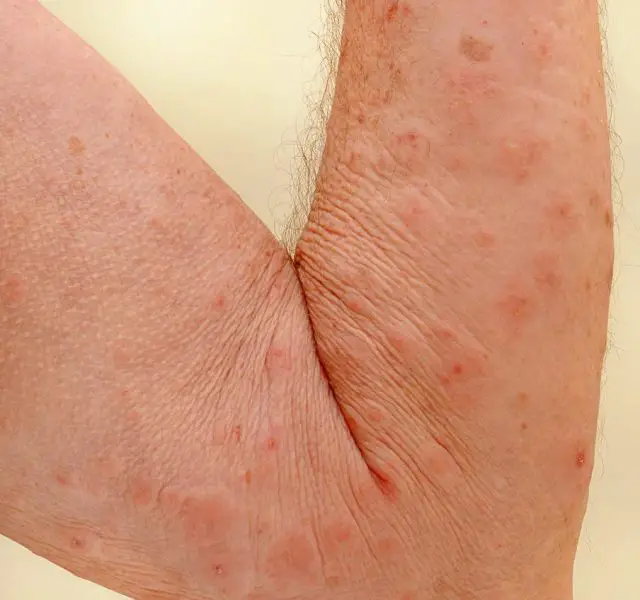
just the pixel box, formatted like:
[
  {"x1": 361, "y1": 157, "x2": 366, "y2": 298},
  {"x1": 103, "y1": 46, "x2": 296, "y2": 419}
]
[{"x1": 0, "y1": 1, "x2": 612, "y2": 600}]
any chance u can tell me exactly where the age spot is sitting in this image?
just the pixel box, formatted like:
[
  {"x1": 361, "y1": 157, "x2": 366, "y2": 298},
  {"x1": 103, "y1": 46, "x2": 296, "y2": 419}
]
[
  {"x1": 459, "y1": 34, "x2": 494, "y2": 63},
  {"x1": 68, "y1": 135, "x2": 86, "y2": 156}
]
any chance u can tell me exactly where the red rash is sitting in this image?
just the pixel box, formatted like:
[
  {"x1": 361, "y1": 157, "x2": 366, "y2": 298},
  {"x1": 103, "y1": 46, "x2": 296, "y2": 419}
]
[{"x1": 385, "y1": 1, "x2": 411, "y2": 23}]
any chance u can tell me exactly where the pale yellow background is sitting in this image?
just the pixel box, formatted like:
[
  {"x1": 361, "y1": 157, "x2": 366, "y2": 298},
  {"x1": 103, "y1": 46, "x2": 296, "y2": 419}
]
[{"x1": 1, "y1": 1, "x2": 638, "y2": 598}]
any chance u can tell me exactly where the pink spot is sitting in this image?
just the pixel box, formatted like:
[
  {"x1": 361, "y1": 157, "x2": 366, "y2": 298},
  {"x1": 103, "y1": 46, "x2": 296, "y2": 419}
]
[
  {"x1": 113, "y1": 345, "x2": 130, "y2": 369},
  {"x1": 231, "y1": 425, "x2": 242, "y2": 443},
  {"x1": 213, "y1": 294, "x2": 227, "y2": 310},
  {"x1": 370, "y1": 408, "x2": 384, "y2": 423},
  {"x1": 452, "y1": 362, "x2": 464, "y2": 376},
  {"x1": 475, "y1": 230, "x2": 496, "y2": 249},
  {"x1": 1, "y1": 276, "x2": 26, "y2": 307},
  {"x1": 266, "y1": 346, "x2": 292, "y2": 373},
  {"x1": 377, "y1": 536, "x2": 401, "y2": 556},
  {"x1": 435, "y1": 327, "x2": 456, "y2": 342},
  {"x1": 386, "y1": 1, "x2": 399, "y2": 21},
  {"x1": 177, "y1": 495, "x2": 233, "y2": 542},
  {"x1": 499, "y1": 293, "x2": 532, "y2": 320},
  {"x1": 55, "y1": 471, "x2": 72, "y2": 487},
  {"x1": 265, "y1": 533, "x2": 317, "y2": 582},
  {"x1": 129, "y1": 477, "x2": 153, "y2": 506}
]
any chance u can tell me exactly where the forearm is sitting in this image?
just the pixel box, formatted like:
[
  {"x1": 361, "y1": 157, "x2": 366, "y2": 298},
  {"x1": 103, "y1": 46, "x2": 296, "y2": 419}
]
[{"x1": 296, "y1": 0, "x2": 612, "y2": 594}]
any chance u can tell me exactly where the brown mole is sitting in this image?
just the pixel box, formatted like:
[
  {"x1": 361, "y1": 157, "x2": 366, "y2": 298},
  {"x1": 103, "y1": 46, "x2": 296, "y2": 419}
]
[{"x1": 459, "y1": 34, "x2": 494, "y2": 63}]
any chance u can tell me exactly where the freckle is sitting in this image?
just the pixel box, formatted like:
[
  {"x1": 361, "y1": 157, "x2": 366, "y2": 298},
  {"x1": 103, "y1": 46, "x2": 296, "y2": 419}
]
[
  {"x1": 105, "y1": 132, "x2": 111, "y2": 139},
  {"x1": 459, "y1": 34, "x2": 494, "y2": 63},
  {"x1": 585, "y1": 279, "x2": 593, "y2": 292},
  {"x1": 327, "y1": 576, "x2": 341, "y2": 588},
  {"x1": 520, "y1": 422, "x2": 528, "y2": 431},
  {"x1": 589, "y1": 193, "x2": 601, "y2": 208},
  {"x1": 517, "y1": 392, "x2": 529, "y2": 404},
  {"x1": 604, "y1": 208, "x2": 613, "y2": 228},
  {"x1": 76, "y1": 167, "x2": 83, "y2": 176},
  {"x1": 176, "y1": 168, "x2": 182, "y2": 175},
  {"x1": 357, "y1": 114, "x2": 366, "y2": 125},
  {"x1": 481, "y1": 19, "x2": 489, "y2": 26},
  {"x1": 244, "y1": 470, "x2": 253, "y2": 485},
  {"x1": 267, "y1": 437, "x2": 279, "y2": 451},
  {"x1": 68, "y1": 136, "x2": 85, "y2": 156}
]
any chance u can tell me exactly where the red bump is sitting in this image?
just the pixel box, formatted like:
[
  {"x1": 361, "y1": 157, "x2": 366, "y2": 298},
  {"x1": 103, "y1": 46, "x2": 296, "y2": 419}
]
[
  {"x1": 370, "y1": 408, "x2": 384, "y2": 423},
  {"x1": 576, "y1": 450, "x2": 587, "y2": 468},
  {"x1": 1, "y1": 276, "x2": 26, "y2": 306},
  {"x1": 231, "y1": 425, "x2": 242, "y2": 443},
  {"x1": 130, "y1": 478, "x2": 153, "y2": 506},
  {"x1": 213, "y1": 294, "x2": 227, "y2": 310},
  {"x1": 55, "y1": 471, "x2": 72, "y2": 487},
  {"x1": 267, "y1": 437, "x2": 279, "y2": 451},
  {"x1": 386, "y1": 1, "x2": 399, "y2": 21}
]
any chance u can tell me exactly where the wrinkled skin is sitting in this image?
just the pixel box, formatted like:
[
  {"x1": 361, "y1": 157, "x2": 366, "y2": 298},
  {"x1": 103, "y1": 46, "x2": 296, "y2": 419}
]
[{"x1": 0, "y1": 1, "x2": 613, "y2": 600}]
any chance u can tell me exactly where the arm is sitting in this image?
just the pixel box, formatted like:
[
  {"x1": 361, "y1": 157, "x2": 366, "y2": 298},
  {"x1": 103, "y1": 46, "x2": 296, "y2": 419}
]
[
  {"x1": 0, "y1": 3, "x2": 312, "y2": 598},
  {"x1": 295, "y1": 0, "x2": 612, "y2": 595}
]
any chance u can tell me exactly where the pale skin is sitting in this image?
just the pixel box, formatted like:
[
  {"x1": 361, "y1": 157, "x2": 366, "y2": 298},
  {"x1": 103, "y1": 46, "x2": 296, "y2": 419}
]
[{"x1": 0, "y1": 0, "x2": 613, "y2": 599}]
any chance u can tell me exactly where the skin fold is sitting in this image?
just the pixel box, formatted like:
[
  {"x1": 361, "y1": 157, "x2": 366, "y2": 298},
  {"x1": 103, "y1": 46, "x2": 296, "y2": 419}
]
[{"x1": 0, "y1": 1, "x2": 612, "y2": 599}]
